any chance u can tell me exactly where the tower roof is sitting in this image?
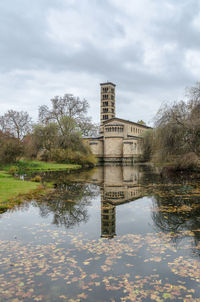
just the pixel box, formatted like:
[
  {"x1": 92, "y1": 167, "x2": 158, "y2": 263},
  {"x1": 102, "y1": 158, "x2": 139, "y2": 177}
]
[{"x1": 100, "y1": 82, "x2": 116, "y2": 87}]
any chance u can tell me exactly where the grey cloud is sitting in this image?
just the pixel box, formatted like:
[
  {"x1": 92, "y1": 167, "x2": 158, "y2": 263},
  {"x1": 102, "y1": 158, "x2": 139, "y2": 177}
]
[
  {"x1": 149, "y1": 0, "x2": 200, "y2": 53},
  {"x1": 0, "y1": 0, "x2": 199, "y2": 124}
]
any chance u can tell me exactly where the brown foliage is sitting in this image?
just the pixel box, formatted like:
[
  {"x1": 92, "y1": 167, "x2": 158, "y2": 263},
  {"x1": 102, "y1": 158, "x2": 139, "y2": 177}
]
[
  {"x1": 0, "y1": 131, "x2": 23, "y2": 164},
  {"x1": 142, "y1": 83, "x2": 200, "y2": 169}
]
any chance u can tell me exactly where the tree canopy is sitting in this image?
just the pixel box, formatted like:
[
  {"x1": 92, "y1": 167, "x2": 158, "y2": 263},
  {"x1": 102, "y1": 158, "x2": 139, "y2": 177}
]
[
  {"x1": 38, "y1": 94, "x2": 98, "y2": 136},
  {"x1": 0, "y1": 110, "x2": 32, "y2": 140},
  {"x1": 142, "y1": 82, "x2": 200, "y2": 169}
]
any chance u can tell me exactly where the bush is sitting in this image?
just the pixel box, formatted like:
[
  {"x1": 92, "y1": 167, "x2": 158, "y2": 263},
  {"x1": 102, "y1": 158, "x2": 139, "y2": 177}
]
[
  {"x1": 39, "y1": 150, "x2": 51, "y2": 162},
  {"x1": 31, "y1": 175, "x2": 42, "y2": 182},
  {"x1": 8, "y1": 166, "x2": 18, "y2": 176},
  {"x1": 23, "y1": 134, "x2": 38, "y2": 159},
  {"x1": 0, "y1": 133, "x2": 24, "y2": 164},
  {"x1": 50, "y1": 148, "x2": 97, "y2": 167},
  {"x1": 175, "y1": 152, "x2": 199, "y2": 170},
  {"x1": 141, "y1": 130, "x2": 153, "y2": 162}
]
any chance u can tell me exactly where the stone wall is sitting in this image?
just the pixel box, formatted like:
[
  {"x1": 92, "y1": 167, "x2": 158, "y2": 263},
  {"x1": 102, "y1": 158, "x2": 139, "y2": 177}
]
[
  {"x1": 83, "y1": 138, "x2": 104, "y2": 158},
  {"x1": 123, "y1": 138, "x2": 141, "y2": 157},
  {"x1": 104, "y1": 137, "x2": 123, "y2": 158}
]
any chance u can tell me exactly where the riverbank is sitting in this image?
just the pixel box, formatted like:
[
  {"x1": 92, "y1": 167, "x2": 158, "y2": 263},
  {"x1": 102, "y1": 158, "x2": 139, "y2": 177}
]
[
  {"x1": 0, "y1": 161, "x2": 82, "y2": 212},
  {"x1": 0, "y1": 171, "x2": 42, "y2": 212},
  {"x1": 1, "y1": 160, "x2": 81, "y2": 174}
]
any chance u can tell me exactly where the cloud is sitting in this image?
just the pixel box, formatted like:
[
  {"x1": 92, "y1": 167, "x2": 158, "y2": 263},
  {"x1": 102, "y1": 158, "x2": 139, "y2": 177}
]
[{"x1": 0, "y1": 0, "x2": 199, "y2": 125}]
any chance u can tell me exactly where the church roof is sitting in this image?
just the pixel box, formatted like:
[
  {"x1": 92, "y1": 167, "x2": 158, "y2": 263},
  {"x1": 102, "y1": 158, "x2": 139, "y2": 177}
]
[
  {"x1": 100, "y1": 82, "x2": 116, "y2": 86},
  {"x1": 103, "y1": 117, "x2": 152, "y2": 129}
]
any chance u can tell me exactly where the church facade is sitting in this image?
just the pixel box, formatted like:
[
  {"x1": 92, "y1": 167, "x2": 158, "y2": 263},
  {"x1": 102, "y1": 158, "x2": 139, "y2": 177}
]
[{"x1": 85, "y1": 82, "x2": 151, "y2": 163}]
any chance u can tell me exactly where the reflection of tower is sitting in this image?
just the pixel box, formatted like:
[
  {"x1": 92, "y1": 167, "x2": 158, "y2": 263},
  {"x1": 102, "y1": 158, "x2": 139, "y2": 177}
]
[{"x1": 101, "y1": 190, "x2": 116, "y2": 238}]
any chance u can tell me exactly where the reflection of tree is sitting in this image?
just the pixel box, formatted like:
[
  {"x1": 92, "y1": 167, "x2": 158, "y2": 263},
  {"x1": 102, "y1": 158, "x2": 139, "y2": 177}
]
[
  {"x1": 35, "y1": 183, "x2": 98, "y2": 229},
  {"x1": 151, "y1": 184, "x2": 200, "y2": 252},
  {"x1": 39, "y1": 168, "x2": 97, "y2": 185}
]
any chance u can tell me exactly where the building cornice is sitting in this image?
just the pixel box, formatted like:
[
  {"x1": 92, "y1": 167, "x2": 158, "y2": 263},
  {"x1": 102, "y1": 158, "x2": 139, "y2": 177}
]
[{"x1": 103, "y1": 117, "x2": 152, "y2": 129}]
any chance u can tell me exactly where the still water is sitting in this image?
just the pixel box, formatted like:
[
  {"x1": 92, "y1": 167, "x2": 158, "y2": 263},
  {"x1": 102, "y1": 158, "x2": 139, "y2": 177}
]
[{"x1": 0, "y1": 165, "x2": 200, "y2": 301}]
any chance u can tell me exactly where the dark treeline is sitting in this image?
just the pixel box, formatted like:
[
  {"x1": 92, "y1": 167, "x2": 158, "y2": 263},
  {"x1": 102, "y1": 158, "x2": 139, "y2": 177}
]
[
  {"x1": 0, "y1": 94, "x2": 98, "y2": 166},
  {"x1": 142, "y1": 82, "x2": 200, "y2": 170}
]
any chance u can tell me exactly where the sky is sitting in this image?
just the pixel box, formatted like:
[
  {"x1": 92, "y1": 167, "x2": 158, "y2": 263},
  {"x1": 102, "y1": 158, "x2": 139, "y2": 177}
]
[{"x1": 1, "y1": 0, "x2": 200, "y2": 126}]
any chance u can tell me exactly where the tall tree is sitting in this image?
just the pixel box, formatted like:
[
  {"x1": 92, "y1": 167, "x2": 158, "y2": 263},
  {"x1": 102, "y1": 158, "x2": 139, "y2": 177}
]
[
  {"x1": 32, "y1": 123, "x2": 59, "y2": 153},
  {"x1": 38, "y1": 94, "x2": 98, "y2": 136},
  {"x1": 39, "y1": 94, "x2": 88, "y2": 124},
  {"x1": 0, "y1": 110, "x2": 32, "y2": 140}
]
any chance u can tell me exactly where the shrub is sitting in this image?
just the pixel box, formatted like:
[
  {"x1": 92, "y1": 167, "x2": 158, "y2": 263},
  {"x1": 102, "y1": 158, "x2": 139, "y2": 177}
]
[
  {"x1": 31, "y1": 175, "x2": 42, "y2": 182},
  {"x1": 0, "y1": 133, "x2": 24, "y2": 164},
  {"x1": 8, "y1": 166, "x2": 18, "y2": 176},
  {"x1": 50, "y1": 148, "x2": 97, "y2": 167},
  {"x1": 175, "y1": 152, "x2": 199, "y2": 170},
  {"x1": 141, "y1": 130, "x2": 153, "y2": 162}
]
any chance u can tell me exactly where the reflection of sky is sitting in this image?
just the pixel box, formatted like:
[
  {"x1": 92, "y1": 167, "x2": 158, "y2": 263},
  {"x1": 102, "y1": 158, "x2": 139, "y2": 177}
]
[
  {"x1": 0, "y1": 194, "x2": 102, "y2": 243},
  {"x1": 116, "y1": 197, "x2": 153, "y2": 236},
  {"x1": 0, "y1": 167, "x2": 200, "y2": 301},
  {"x1": 0, "y1": 191, "x2": 154, "y2": 243}
]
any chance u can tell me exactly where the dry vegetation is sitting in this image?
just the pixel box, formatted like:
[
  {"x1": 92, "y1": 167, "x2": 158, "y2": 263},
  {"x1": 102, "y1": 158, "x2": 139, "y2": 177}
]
[
  {"x1": 0, "y1": 93, "x2": 97, "y2": 167},
  {"x1": 142, "y1": 82, "x2": 200, "y2": 170}
]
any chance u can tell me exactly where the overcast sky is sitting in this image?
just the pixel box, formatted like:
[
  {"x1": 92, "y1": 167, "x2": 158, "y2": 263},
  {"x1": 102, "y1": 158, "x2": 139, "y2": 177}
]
[{"x1": 1, "y1": 0, "x2": 200, "y2": 125}]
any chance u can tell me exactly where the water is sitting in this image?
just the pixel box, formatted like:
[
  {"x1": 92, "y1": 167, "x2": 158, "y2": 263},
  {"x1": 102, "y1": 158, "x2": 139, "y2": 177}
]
[{"x1": 0, "y1": 165, "x2": 200, "y2": 301}]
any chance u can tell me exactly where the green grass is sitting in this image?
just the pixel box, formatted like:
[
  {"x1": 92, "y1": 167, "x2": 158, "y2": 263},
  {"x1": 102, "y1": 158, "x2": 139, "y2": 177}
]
[
  {"x1": 21, "y1": 160, "x2": 81, "y2": 171},
  {"x1": 1, "y1": 160, "x2": 81, "y2": 173},
  {"x1": 0, "y1": 160, "x2": 81, "y2": 211},
  {"x1": 0, "y1": 160, "x2": 81, "y2": 210},
  {"x1": 0, "y1": 171, "x2": 39, "y2": 204}
]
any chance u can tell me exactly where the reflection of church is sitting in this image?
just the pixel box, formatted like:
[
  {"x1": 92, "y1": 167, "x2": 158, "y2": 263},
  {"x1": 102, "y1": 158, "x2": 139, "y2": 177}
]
[{"x1": 91, "y1": 165, "x2": 144, "y2": 238}]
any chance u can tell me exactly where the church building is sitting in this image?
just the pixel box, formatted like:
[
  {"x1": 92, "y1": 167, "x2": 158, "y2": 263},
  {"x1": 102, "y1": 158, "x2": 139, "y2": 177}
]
[{"x1": 85, "y1": 82, "x2": 151, "y2": 163}]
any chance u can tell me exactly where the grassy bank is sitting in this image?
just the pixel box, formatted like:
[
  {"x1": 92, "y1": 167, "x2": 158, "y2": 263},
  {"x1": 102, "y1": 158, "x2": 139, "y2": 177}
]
[
  {"x1": 0, "y1": 171, "x2": 41, "y2": 211},
  {"x1": 0, "y1": 161, "x2": 82, "y2": 212},
  {"x1": 1, "y1": 160, "x2": 81, "y2": 174}
]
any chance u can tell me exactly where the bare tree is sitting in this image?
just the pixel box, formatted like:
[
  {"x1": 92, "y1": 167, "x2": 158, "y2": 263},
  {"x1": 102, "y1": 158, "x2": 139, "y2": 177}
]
[
  {"x1": 77, "y1": 119, "x2": 99, "y2": 137},
  {"x1": 187, "y1": 82, "x2": 200, "y2": 102},
  {"x1": 141, "y1": 82, "x2": 200, "y2": 168},
  {"x1": 0, "y1": 110, "x2": 32, "y2": 140},
  {"x1": 38, "y1": 94, "x2": 97, "y2": 136},
  {"x1": 156, "y1": 99, "x2": 200, "y2": 157},
  {"x1": 39, "y1": 94, "x2": 88, "y2": 123}
]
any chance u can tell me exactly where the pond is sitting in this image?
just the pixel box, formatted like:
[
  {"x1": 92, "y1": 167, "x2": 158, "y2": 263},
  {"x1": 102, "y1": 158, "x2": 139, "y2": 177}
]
[{"x1": 0, "y1": 165, "x2": 200, "y2": 302}]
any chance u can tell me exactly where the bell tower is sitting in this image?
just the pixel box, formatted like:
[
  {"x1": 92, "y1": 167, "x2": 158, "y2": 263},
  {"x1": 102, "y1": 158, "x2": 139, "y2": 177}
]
[
  {"x1": 100, "y1": 82, "x2": 116, "y2": 128},
  {"x1": 101, "y1": 198, "x2": 116, "y2": 239}
]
